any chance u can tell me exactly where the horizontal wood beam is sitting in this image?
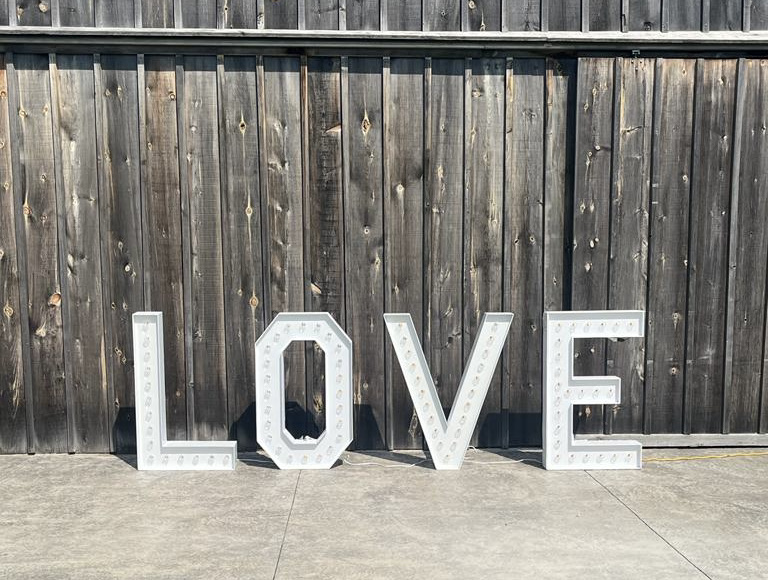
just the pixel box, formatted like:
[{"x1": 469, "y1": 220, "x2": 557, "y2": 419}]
[{"x1": 0, "y1": 27, "x2": 767, "y2": 56}]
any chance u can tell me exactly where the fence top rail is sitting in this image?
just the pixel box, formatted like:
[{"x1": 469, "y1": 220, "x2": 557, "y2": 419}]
[{"x1": 1, "y1": 27, "x2": 768, "y2": 56}]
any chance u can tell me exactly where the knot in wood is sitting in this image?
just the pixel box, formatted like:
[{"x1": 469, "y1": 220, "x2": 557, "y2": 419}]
[
  {"x1": 3, "y1": 304, "x2": 13, "y2": 318},
  {"x1": 48, "y1": 292, "x2": 62, "y2": 307},
  {"x1": 249, "y1": 296, "x2": 260, "y2": 308},
  {"x1": 38, "y1": 2, "x2": 48, "y2": 13}
]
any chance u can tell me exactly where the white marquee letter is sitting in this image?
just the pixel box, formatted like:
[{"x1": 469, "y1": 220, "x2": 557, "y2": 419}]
[
  {"x1": 132, "y1": 313, "x2": 237, "y2": 470},
  {"x1": 543, "y1": 310, "x2": 644, "y2": 470},
  {"x1": 385, "y1": 313, "x2": 513, "y2": 470},
  {"x1": 255, "y1": 313, "x2": 353, "y2": 469}
]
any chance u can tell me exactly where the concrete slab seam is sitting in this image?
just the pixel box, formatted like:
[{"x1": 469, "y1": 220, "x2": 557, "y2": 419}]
[{"x1": 272, "y1": 470, "x2": 302, "y2": 580}]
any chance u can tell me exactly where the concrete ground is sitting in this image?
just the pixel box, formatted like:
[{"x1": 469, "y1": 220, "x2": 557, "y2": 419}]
[{"x1": 0, "y1": 448, "x2": 766, "y2": 579}]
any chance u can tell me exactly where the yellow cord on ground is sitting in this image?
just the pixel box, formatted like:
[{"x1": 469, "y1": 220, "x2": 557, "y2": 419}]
[{"x1": 644, "y1": 451, "x2": 768, "y2": 463}]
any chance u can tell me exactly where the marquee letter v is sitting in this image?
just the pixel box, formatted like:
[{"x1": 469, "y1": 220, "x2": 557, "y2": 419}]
[{"x1": 384, "y1": 313, "x2": 513, "y2": 470}]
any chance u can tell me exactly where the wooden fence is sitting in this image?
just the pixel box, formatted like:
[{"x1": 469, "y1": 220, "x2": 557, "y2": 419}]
[{"x1": 0, "y1": 0, "x2": 767, "y2": 454}]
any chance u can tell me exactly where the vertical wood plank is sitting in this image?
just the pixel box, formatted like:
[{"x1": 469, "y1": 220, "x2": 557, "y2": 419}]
[
  {"x1": 386, "y1": 0, "x2": 420, "y2": 30},
  {"x1": 424, "y1": 58, "x2": 463, "y2": 432},
  {"x1": 180, "y1": 56, "x2": 228, "y2": 441},
  {"x1": 628, "y1": 0, "x2": 661, "y2": 30},
  {"x1": 645, "y1": 58, "x2": 695, "y2": 435},
  {"x1": 219, "y1": 0, "x2": 260, "y2": 27},
  {"x1": 727, "y1": 59, "x2": 768, "y2": 433},
  {"x1": 305, "y1": 0, "x2": 339, "y2": 28},
  {"x1": 178, "y1": 0, "x2": 217, "y2": 27},
  {"x1": 304, "y1": 57, "x2": 344, "y2": 436},
  {"x1": 264, "y1": 0, "x2": 298, "y2": 27},
  {"x1": 0, "y1": 55, "x2": 27, "y2": 453},
  {"x1": 423, "y1": 0, "x2": 460, "y2": 30},
  {"x1": 468, "y1": 0, "x2": 500, "y2": 30},
  {"x1": 262, "y1": 57, "x2": 306, "y2": 436},
  {"x1": 571, "y1": 57, "x2": 614, "y2": 435},
  {"x1": 58, "y1": 0, "x2": 94, "y2": 25},
  {"x1": 142, "y1": 56, "x2": 186, "y2": 440},
  {"x1": 384, "y1": 57, "x2": 424, "y2": 450},
  {"x1": 504, "y1": 58, "x2": 545, "y2": 446},
  {"x1": 52, "y1": 55, "x2": 109, "y2": 452},
  {"x1": 464, "y1": 57, "x2": 504, "y2": 447},
  {"x1": 506, "y1": 0, "x2": 540, "y2": 30},
  {"x1": 548, "y1": 0, "x2": 579, "y2": 30},
  {"x1": 605, "y1": 57, "x2": 653, "y2": 435},
  {"x1": 710, "y1": 0, "x2": 743, "y2": 30},
  {"x1": 95, "y1": 0, "x2": 135, "y2": 26},
  {"x1": 141, "y1": 0, "x2": 173, "y2": 27},
  {"x1": 345, "y1": 57, "x2": 385, "y2": 449},
  {"x1": 15, "y1": 0, "x2": 53, "y2": 25},
  {"x1": 666, "y1": 0, "x2": 702, "y2": 30},
  {"x1": 218, "y1": 56, "x2": 264, "y2": 450},
  {"x1": 752, "y1": 0, "x2": 768, "y2": 28},
  {"x1": 12, "y1": 54, "x2": 66, "y2": 452},
  {"x1": 96, "y1": 55, "x2": 143, "y2": 452},
  {"x1": 589, "y1": 0, "x2": 620, "y2": 30},
  {"x1": 685, "y1": 58, "x2": 737, "y2": 434},
  {"x1": 346, "y1": 0, "x2": 378, "y2": 29}
]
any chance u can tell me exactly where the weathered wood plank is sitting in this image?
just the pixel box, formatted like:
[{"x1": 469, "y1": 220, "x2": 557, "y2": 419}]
[
  {"x1": 177, "y1": 0, "x2": 217, "y2": 27},
  {"x1": 685, "y1": 58, "x2": 737, "y2": 434},
  {"x1": 219, "y1": 0, "x2": 260, "y2": 27},
  {"x1": 13, "y1": 54, "x2": 67, "y2": 452},
  {"x1": 464, "y1": 57, "x2": 504, "y2": 447},
  {"x1": 305, "y1": 0, "x2": 338, "y2": 29},
  {"x1": 0, "y1": 55, "x2": 27, "y2": 453},
  {"x1": 424, "y1": 0, "x2": 460, "y2": 30},
  {"x1": 304, "y1": 57, "x2": 344, "y2": 436},
  {"x1": 345, "y1": 57, "x2": 385, "y2": 449},
  {"x1": 589, "y1": 0, "x2": 619, "y2": 30},
  {"x1": 218, "y1": 56, "x2": 263, "y2": 450},
  {"x1": 710, "y1": 0, "x2": 743, "y2": 30},
  {"x1": 628, "y1": 0, "x2": 660, "y2": 31},
  {"x1": 52, "y1": 55, "x2": 109, "y2": 452},
  {"x1": 605, "y1": 57, "x2": 653, "y2": 435},
  {"x1": 543, "y1": 58, "x2": 575, "y2": 314},
  {"x1": 384, "y1": 57, "x2": 424, "y2": 450},
  {"x1": 468, "y1": 0, "x2": 500, "y2": 30},
  {"x1": 505, "y1": 57, "x2": 545, "y2": 446},
  {"x1": 96, "y1": 55, "x2": 143, "y2": 452},
  {"x1": 261, "y1": 57, "x2": 306, "y2": 436},
  {"x1": 571, "y1": 57, "x2": 614, "y2": 435},
  {"x1": 666, "y1": 0, "x2": 702, "y2": 31},
  {"x1": 345, "y1": 0, "x2": 378, "y2": 29},
  {"x1": 142, "y1": 56, "x2": 186, "y2": 440},
  {"x1": 141, "y1": 0, "x2": 173, "y2": 27},
  {"x1": 506, "y1": 0, "x2": 540, "y2": 31},
  {"x1": 548, "y1": 0, "x2": 579, "y2": 30},
  {"x1": 727, "y1": 58, "x2": 768, "y2": 433},
  {"x1": 14, "y1": 0, "x2": 53, "y2": 25},
  {"x1": 95, "y1": 0, "x2": 135, "y2": 26},
  {"x1": 180, "y1": 56, "x2": 228, "y2": 441},
  {"x1": 423, "y1": 58, "x2": 463, "y2": 436},
  {"x1": 386, "y1": 0, "x2": 420, "y2": 30},
  {"x1": 644, "y1": 58, "x2": 695, "y2": 435},
  {"x1": 58, "y1": 0, "x2": 94, "y2": 26},
  {"x1": 264, "y1": 0, "x2": 298, "y2": 28},
  {"x1": 752, "y1": 0, "x2": 768, "y2": 29}
]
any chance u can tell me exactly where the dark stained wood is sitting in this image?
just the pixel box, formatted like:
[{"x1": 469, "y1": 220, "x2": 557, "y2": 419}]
[
  {"x1": 345, "y1": 57, "x2": 385, "y2": 449},
  {"x1": 12, "y1": 54, "x2": 67, "y2": 452},
  {"x1": 384, "y1": 57, "x2": 424, "y2": 450},
  {"x1": 423, "y1": 58, "x2": 463, "y2": 431},
  {"x1": 666, "y1": 0, "x2": 702, "y2": 31},
  {"x1": 752, "y1": 0, "x2": 768, "y2": 29},
  {"x1": 305, "y1": 0, "x2": 338, "y2": 29},
  {"x1": 548, "y1": 0, "x2": 579, "y2": 30},
  {"x1": 141, "y1": 0, "x2": 173, "y2": 27},
  {"x1": 264, "y1": 0, "x2": 298, "y2": 28},
  {"x1": 346, "y1": 0, "x2": 378, "y2": 29},
  {"x1": 504, "y1": 58, "x2": 545, "y2": 446},
  {"x1": 709, "y1": 0, "x2": 743, "y2": 30},
  {"x1": 96, "y1": 55, "x2": 143, "y2": 452},
  {"x1": 141, "y1": 56, "x2": 187, "y2": 440},
  {"x1": 727, "y1": 58, "x2": 768, "y2": 433},
  {"x1": 14, "y1": 0, "x2": 53, "y2": 25},
  {"x1": 464, "y1": 58, "x2": 504, "y2": 447},
  {"x1": 685, "y1": 58, "x2": 737, "y2": 434},
  {"x1": 467, "y1": 0, "x2": 500, "y2": 30},
  {"x1": 178, "y1": 0, "x2": 217, "y2": 27},
  {"x1": 180, "y1": 56, "x2": 228, "y2": 441},
  {"x1": 95, "y1": 0, "x2": 135, "y2": 26},
  {"x1": 58, "y1": 0, "x2": 94, "y2": 26},
  {"x1": 571, "y1": 57, "x2": 614, "y2": 435},
  {"x1": 423, "y1": 0, "x2": 459, "y2": 30},
  {"x1": 506, "y1": 0, "x2": 540, "y2": 30},
  {"x1": 589, "y1": 0, "x2": 619, "y2": 30},
  {"x1": 386, "y1": 0, "x2": 420, "y2": 30},
  {"x1": 218, "y1": 0, "x2": 260, "y2": 27},
  {"x1": 0, "y1": 55, "x2": 27, "y2": 453},
  {"x1": 605, "y1": 57, "x2": 653, "y2": 435},
  {"x1": 261, "y1": 57, "x2": 306, "y2": 435},
  {"x1": 644, "y1": 58, "x2": 695, "y2": 435},
  {"x1": 628, "y1": 0, "x2": 660, "y2": 30},
  {"x1": 51, "y1": 55, "x2": 109, "y2": 452},
  {"x1": 304, "y1": 57, "x2": 344, "y2": 436}
]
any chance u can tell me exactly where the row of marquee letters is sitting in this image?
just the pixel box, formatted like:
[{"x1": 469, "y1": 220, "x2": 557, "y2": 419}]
[{"x1": 132, "y1": 310, "x2": 644, "y2": 472}]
